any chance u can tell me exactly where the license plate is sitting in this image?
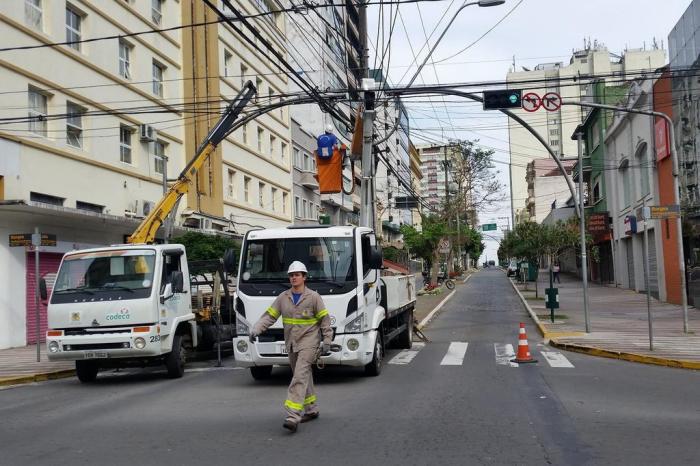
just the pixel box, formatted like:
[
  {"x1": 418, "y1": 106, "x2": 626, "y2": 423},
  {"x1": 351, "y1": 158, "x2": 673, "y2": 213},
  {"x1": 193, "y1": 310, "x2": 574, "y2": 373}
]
[{"x1": 84, "y1": 351, "x2": 108, "y2": 359}]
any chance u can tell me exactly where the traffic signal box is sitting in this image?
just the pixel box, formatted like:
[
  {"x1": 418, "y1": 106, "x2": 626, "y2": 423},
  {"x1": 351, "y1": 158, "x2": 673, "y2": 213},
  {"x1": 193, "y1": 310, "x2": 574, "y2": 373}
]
[
  {"x1": 482, "y1": 89, "x2": 522, "y2": 110},
  {"x1": 315, "y1": 145, "x2": 346, "y2": 194}
]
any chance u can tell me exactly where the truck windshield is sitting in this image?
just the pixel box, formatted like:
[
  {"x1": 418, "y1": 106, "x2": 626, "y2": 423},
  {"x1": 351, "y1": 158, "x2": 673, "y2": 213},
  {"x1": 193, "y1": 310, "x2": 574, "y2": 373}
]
[
  {"x1": 51, "y1": 249, "x2": 156, "y2": 302},
  {"x1": 240, "y1": 237, "x2": 355, "y2": 285}
]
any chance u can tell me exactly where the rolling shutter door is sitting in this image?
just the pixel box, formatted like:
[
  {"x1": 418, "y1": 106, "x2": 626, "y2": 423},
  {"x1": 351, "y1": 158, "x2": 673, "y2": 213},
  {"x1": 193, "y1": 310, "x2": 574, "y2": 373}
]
[
  {"x1": 625, "y1": 239, "x2": 635, "y2": 289},
  {"x1": 25, "y1": 252, "x2": 63, "y2": 344}
]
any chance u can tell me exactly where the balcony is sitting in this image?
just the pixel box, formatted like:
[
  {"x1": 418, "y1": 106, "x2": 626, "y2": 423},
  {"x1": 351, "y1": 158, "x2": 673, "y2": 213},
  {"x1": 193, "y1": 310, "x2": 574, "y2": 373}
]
[{"x1": 298, "y1": 171, "x2": 319, "y2": 190}]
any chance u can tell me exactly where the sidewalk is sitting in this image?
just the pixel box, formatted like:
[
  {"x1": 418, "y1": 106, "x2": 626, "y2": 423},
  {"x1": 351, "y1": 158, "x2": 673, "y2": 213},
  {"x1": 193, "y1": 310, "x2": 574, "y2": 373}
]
[
  {"x1": 0, "y1": 272, "x2": 473, "y2": 387},
  {"x1": 510, "y1": 271, "x2": 700, "y2": 369}
]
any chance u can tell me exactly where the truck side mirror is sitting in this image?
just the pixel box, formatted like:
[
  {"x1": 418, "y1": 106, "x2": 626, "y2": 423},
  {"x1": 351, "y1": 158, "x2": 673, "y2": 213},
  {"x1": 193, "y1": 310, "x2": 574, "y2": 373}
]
[
  {"x1": 369, "y1": 246, "x2": 383, "y2": 269},
  {"x1": 223, "y1": 248, "x2": 238, "y2": 274},
  {"x1": 170, "y1": 271, "x2": 184, "y2": 293},
  {"x1": 39, "y1": 278, "x2": 48, "y2": 301}
]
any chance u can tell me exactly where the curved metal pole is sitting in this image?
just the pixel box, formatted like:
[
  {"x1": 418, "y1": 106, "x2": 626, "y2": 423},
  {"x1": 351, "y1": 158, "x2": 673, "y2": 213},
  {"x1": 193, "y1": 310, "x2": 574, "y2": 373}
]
[{"x1": 387, "y1": 88, "x2": 581, "y2": 217}]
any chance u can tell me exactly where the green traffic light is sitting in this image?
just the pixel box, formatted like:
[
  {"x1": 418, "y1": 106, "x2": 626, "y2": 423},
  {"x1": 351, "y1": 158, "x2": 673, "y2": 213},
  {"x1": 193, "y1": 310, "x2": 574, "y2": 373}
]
[{"x1": 509, "y1": 94, "x2": 518, "y2": 104}]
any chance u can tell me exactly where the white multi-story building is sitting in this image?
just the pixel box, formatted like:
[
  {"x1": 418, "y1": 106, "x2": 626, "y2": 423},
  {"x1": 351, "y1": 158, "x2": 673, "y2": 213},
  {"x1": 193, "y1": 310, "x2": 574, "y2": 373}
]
[
  {"x1": 0, "y1": 0, "x2": 294, "y2": 349},
  {"x1": 506, "y1": 43, "x2": 665, "y2": 225}
]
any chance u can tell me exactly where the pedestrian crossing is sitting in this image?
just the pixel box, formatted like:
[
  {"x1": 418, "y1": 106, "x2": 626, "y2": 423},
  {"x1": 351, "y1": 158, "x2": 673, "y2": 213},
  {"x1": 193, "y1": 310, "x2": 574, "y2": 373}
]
[{"x1": 389, "y1": 342, "x2": 575, "y2": 368}]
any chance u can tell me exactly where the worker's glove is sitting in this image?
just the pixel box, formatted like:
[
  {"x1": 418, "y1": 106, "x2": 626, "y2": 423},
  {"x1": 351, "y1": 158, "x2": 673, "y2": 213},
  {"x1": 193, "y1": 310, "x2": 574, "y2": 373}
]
[
  {"x1": 249, "y1": 331, "x2": 257, "y2": 343},
  {"x1": 321, "y1": 341, "x2": 331, "y2": 355}
]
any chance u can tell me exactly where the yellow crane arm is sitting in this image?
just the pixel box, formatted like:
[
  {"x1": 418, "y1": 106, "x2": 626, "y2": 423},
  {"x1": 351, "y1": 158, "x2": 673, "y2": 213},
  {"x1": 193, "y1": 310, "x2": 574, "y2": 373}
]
[{"x1": 127, "y1": 82, "x2": 256, "y2": 244}]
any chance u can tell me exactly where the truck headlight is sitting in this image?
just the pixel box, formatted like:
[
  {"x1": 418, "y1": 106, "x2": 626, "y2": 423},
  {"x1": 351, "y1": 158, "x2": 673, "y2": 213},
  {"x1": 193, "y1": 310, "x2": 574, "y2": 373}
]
[
  {"x1": 134, "y1": 337, "x2": 146, "y2": 349},
  {"x1": 48, "y1": 341, "x2": 59, "y2": 353},
  {"x1": 236, "y1": 313, "x2": 250, "y2": 335},
  {"x1": 347, "y1": 338, "x2": 359, "y2": 351},
  {"x1": 236, "y1": 340, "x2": 248, "y2": 353},
  {"x1": 344, "y1": 313, "x2": 364, "y2": 333}
]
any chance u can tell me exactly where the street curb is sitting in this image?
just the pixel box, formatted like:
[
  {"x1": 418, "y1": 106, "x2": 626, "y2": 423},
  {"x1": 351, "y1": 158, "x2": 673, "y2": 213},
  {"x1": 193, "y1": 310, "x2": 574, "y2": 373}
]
[
  {"x1": 416, "y1": 274, "x2": 473, "y2": 330},
  {"x1": 508, "y1": 278, "x2": 551, "y2": 339},
  {"x1": 548, "y1": 341, "x2": 700, "y2": 370},
  {"x1": 0, "y1": 369, "x2": 75, "y2": 387}
]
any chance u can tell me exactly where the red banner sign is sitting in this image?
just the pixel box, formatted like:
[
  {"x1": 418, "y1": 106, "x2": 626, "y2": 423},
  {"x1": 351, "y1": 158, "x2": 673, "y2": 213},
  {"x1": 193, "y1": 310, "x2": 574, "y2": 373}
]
[{"x1": 655, "y1": 118, "x2": 670, "y2": 162}]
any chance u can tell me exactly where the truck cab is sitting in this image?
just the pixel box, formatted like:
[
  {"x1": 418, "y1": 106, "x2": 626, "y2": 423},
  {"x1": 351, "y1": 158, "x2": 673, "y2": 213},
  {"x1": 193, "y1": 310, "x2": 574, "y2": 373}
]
[
  {"x1": 232, "y1": 225, "x2": 415, "y2": 379},
  {"x1": 45, "y1": 244, "x2": 195, "y2": 381}
]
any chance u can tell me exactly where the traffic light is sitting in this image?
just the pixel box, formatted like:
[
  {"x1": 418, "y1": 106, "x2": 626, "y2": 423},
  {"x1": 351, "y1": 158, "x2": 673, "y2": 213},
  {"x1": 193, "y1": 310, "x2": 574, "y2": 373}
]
[{"x1": 482, "y1": 89, "x2": 522, "y2": 110}]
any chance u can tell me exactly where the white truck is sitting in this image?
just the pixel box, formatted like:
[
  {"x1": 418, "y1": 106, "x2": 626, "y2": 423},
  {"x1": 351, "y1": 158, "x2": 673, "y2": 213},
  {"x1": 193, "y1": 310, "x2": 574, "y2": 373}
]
[
  {"x1": 232, "y1": 225, "x2": 416, "y2": 378},
  {"x1": 43, "y1": 244, "x2": 238, "y2": 382}
]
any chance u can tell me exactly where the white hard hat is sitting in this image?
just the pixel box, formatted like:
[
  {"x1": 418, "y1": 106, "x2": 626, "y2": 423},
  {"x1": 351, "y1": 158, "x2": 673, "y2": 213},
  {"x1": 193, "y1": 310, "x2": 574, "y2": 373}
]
[
  {"x1": 324, "y1": 123, "x2": 334, "y2": 133},
  {"x1": 287, "y1": 261, "x2": 308, "y2": 274}
]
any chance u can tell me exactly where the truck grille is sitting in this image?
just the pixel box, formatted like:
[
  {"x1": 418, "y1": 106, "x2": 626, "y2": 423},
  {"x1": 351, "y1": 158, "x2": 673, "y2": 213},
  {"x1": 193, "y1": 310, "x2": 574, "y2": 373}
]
[
  {"x1": 64, "y1": 328, "x2": 131, "y2": 336},
  {"x1": 63, "y1": 343, "x2": 129, "y2": 351}
]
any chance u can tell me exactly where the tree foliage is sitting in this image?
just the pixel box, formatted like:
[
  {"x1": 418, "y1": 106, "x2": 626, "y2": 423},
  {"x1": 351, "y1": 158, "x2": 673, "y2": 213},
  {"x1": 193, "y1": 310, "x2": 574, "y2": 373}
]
[
  {"x1": 401, "y1": 214, "x2": 449, "y2": 284},
  {"x1": 170, "y1": 232, "x2": 240, "y2": 261}
]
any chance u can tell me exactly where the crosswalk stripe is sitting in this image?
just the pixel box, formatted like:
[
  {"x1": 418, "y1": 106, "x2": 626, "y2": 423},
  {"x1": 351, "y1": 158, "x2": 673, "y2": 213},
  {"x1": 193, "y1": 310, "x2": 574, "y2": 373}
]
[
  {"x1": 440, "y1": 342, "x2": 469, "y2": 365},
  {"x1": 540, "y1": 351, "x2": 574, "y2": 368},
  {"x1": 494, "y1": 343, "x2": 519, "y2": 367},
  {"x1": 389, "y1": 342, "x2": 426, "y2": 365}
]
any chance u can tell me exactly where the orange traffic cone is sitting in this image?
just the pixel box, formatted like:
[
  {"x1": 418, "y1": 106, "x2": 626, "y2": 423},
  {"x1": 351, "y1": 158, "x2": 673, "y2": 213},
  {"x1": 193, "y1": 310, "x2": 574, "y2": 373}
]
[{"x1": 511, "y1": 323, "x2": 537, "y2": 364}]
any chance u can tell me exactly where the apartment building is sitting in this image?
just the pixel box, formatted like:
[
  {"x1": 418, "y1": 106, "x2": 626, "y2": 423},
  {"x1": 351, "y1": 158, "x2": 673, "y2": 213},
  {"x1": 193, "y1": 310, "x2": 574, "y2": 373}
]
[
  {"x1": 524, "y1": 158, "x2": 576, "y2": 224},
  {"x1": 506, "y1": 43, "x2": 665, "y2": 225},
  {"x1": 0, "y1": 0, "x2": 294, "y2": 349}
]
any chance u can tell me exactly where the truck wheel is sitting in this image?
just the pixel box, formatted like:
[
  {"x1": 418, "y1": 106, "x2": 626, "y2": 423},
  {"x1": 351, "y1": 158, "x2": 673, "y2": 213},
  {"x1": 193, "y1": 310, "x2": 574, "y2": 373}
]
[
  {"x1": 75, "y1": 360, "x2": 99, "y2": 383},
  {"x1": 364, "y1": 332, "x2": 383, "y2": 376},
  {"x1": 396, "y1": 310, "x2": 414, "y2": 349},
  {"x1": 165, "y1": 334, "x2": 186, "y2": 379},
  {"x1": 250, "y1": 366, "x2": 273, "y2": 380}
]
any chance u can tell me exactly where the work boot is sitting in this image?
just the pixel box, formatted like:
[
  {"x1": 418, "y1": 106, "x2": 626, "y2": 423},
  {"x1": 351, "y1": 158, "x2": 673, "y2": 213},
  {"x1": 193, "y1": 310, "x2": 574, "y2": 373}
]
[
  {"x1": 283, "y1": 420, "x2": 298, "y2": 433},
  {"x1": 301, "y1": 412, "x2": 319, "y2": 423}
]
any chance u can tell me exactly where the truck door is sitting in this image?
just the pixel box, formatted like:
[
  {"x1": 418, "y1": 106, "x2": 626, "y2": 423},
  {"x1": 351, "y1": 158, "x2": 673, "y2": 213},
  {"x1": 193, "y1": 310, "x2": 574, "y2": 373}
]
[
  {"x1": 360, "y1": 233, "x2": 380, "y2": 310},
  {"x1": 160, "y1": 250, "x2": 189, "y2": 331}
]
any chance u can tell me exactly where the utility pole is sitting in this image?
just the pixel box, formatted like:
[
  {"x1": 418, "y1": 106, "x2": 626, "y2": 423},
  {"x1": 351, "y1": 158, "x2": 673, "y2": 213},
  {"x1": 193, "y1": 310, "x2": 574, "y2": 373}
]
[
  {"x1": 574, "y1": 127, "x2": 591, "y2": 333},
  {"x1": 358, "y1": 1, "x2": 376, "y2": 230}
]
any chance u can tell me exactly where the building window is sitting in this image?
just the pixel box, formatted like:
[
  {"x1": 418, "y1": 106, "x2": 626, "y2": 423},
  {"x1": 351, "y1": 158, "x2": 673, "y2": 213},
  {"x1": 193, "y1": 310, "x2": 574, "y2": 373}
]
[
  {"x1": 151, "y1": 0, "x2": 162, "y2": 25},
  {"x1": 76, "y1": 200, "x2": 104, "y2": 213},
  {"x1": 591, "y1": 119, "x2": 601, "y2": 149},
  {"x1": 30, "y1": 192, "x2": 64, "y2": 206},
  {"x1": 154, "y1": 140, "x2": 166, "y2": 174},
  {"x1": 227, "y1": 169, "x2": 236, "y2": 198},
  {"x1": 224, "y1": 50, "x2": 233, "y2": 77},
  {"x1": 152, "y1": 61, "x2": 164, "y2": 97},
  {"x1": 119, "y1": 40, "x2": 132, "y2": 79},
  {"x1": 302, "y1": 199, "x2": 308, "y2": 219},
  {"x1": 269, "y1": 134, "x2": 276, "y2": 156},
  {"x1": 65, "y1": 6, "x2": 82, "y2": 51},
  {"x1": 256, "y1": 76, "x2": 263, "y2": 94},
  {"x1": 25, "y1": 0, "x2": 42, "y2": 30},
  {"x1": 257, "y1": 127, "x2": 264, "y2": 152},
  {"x1": 294, "y1": 196, "x2": 301, "y2": 218},
  {"x1": 258, "y1": 182, "x2": 265, "y2": 208},
  {"x1": 244, "y1": 176, "x2": 251, "y2": 202},
  {"x1": 280, "y1": 142, "x2": 287, "y2": 163},
  {"x1": 293, "y1": 148, "x2": 302, "y2": 169},
  {"x1": 240, "y1": 64, "x2": 248, "y2": 88},
  {"x1": 549, "y1": 128, "x2": 559, "y2": 136},
  {"x1": 282, "y1": 192, "x2": 288, "y2": 214},
  {"x1": 28, "y1": 87, "x2": 47, "y2": 136},
  {"x1": 242, "y1": 123, "x2": 248, "y2": 144},
  {"x1": 619, "y1": 159, "x2": 630, "y2": 209},
  {"x1": 549, "y1": 139, "x2": 559, "y2": 147},
  {"x1": 271, "y1": 187, "x2": 277, "y2": 211},
  {"x1": 66, "y1": 102, "x2": 85, "y2": 148},
  {"x1": 637, "y1": 144, "x2": 650, "y2": 196},
  {"x1": 303, "y1": 152, "x2": 311, "y2": 171},
  {"x1": 120, "y1": 125, "x2": 132, "y2": 163}
]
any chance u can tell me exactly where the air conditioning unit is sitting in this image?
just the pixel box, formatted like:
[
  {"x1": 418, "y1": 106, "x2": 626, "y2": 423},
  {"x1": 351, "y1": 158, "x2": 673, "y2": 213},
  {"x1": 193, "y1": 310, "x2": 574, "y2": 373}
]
[
  {"x1": 125, "y1": 200, "x2": 138, "y2": 217},
  {"x1": 141, "y1": 200, "x2": 155, "y2": 217},
  {"x1": 139, "y1": 124, "x2": 156, "y2": 142}
]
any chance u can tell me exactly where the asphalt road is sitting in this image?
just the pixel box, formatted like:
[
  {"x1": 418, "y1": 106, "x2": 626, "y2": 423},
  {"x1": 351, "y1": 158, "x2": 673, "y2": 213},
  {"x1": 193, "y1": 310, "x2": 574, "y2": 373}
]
[{"x1": 2, "y1": 268, "x2": 699, "y2": 465}]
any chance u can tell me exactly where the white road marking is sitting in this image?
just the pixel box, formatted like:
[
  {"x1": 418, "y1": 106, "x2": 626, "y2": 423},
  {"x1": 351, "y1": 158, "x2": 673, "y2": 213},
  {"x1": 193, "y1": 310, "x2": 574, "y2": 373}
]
[
  {"x1": 494, "y1": 343, "x2": 519, "y2": 367},
  {"x1": 440, "y1": 342, "x2": 469, "y2": 365},
  {"x1": 389, "y1": 342, "x2": 425, "y2": 365},
  {"x1": 540, "y1": 351, "x2": 574, "y2": 368}
]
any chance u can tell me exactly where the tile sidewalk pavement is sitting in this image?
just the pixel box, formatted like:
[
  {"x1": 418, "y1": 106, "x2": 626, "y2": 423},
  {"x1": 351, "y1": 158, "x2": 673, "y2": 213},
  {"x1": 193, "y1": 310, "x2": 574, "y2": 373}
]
[
  {"x1": 0, "y1": 273, "x2": 472, "y2": 387},
  {"x1": 510, "y1": 270, "x2": 700, "y2": 369}
]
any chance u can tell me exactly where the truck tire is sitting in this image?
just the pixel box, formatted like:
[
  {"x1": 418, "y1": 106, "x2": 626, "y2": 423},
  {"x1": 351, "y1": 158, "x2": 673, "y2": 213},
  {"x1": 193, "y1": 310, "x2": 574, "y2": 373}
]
[
  {"x1": 250, "y1": 366, "x2": 273, "y2": 380},
  {"x1": 364, "y1": 331, "x2": 383, "y2": 376},
  {"x1": 75, "y1": 360, "x2": 99, "y2": 383},
  {"x1": 165, "y1": 334, "x2": 186, "y2": 379},
  {"x1": 396, "y1": 310, "x2": 414, "y2": 349}
]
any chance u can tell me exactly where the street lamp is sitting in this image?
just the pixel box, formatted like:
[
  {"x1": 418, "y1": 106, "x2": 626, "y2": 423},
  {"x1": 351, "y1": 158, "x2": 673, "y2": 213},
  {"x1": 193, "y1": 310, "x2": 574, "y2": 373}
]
[{"x1": 405, "y1": 0, "x2": 507, "y2": 88}]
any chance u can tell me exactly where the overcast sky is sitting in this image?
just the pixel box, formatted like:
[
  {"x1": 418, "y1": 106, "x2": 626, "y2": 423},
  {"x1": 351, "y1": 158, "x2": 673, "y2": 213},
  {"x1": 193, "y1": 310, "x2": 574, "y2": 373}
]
[{"x1": 368, "y1": 0, "x2": 693, "y2": 264}]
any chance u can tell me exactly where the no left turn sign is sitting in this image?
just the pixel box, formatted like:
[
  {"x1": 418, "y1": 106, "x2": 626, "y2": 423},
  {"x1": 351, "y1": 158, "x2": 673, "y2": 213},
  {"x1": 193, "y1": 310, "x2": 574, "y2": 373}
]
[
  {"x1": 521, "y1": 92, "x2": 541, "y2": 112},
  {"x1": 542, "y1": 92, "x2": 562, "y2": 111}
]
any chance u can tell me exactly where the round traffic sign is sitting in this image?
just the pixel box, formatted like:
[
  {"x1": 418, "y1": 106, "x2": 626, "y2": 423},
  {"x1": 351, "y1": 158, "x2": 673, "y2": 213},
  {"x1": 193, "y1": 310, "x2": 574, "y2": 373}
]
[
  {"x1": 521, "y1": 92, "x2": 541, "y2": 112},
  {"x1": 542, "y1": 92, "x2": 562, "y2": 112}
]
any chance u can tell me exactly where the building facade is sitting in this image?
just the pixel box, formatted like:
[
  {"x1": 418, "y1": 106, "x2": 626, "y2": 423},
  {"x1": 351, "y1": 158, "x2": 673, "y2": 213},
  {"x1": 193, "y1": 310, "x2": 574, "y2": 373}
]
[
  {"x1": 506, "y1": 44, "x2": 665, "y2": 225},
  {"x1": 524, "y1": 159, "x2": 576, "y2": 224}
]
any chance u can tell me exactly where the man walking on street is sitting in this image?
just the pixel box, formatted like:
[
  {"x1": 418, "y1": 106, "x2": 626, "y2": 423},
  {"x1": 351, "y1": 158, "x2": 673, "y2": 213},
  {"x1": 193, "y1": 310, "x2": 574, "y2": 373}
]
[
  {"x1": 552, "y1": 262, "x2": 561, "y2": 284},
  {"x1": 250, "y1": 261, "x2": 333, "y2": 433}
]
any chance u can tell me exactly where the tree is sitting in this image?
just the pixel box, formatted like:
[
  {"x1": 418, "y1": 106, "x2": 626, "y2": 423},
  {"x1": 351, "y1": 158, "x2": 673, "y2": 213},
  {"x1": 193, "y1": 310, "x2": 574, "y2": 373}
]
[
  {"x1": 170, "y1": 232, "x2": 240, "y2": 262},
  {"x1": 400, "y1": 214, "x2": 449, "y2": 285}
]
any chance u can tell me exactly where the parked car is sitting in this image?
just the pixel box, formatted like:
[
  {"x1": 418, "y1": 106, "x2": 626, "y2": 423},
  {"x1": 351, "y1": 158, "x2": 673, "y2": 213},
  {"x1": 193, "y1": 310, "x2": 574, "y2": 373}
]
[{"x1": 507, "y1": 260, "x2": 518, "y2": 277}]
